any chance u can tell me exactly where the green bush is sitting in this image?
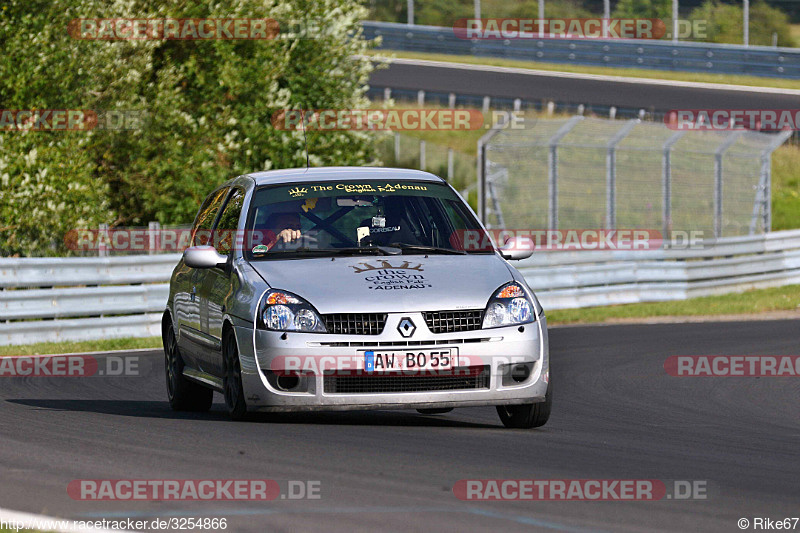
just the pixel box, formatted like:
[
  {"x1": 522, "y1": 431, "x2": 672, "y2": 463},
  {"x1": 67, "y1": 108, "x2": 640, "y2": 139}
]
[
  {"x1": 0, "y1": 0, "x2": 378, "y2": 256},
  {"x1": 367, "y1": 0, "x2": 595, "y2": 27},
  {"x1": 612, "y1": 0, "x2": 671, "y2": 19},
  {"x1": 689, "y1": 0, "x2": 795, "y2": 46}
]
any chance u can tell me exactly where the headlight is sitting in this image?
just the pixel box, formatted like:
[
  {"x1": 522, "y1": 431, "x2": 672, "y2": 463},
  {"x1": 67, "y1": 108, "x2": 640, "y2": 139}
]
[
  {"x1": 482, "y1": 283, "x2": 534, "y2": 329},
  {"x1": 259, "y1": 290, "x2": 327, "y2": 333}
]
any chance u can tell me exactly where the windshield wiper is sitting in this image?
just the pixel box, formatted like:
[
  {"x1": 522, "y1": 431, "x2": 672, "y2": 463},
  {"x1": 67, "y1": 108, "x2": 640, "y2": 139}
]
[{"x1": 387, "y1": 242, "x2": 467, "y2": 255}]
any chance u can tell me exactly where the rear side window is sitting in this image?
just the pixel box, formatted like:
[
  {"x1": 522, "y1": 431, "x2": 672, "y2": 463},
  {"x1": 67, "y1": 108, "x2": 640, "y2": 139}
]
[{"x1": 191, "y1": 187, "x2": 229, "y2": 246}]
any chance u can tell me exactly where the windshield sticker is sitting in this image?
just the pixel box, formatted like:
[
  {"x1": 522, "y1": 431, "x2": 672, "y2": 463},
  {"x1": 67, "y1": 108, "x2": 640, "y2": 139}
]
[
  {"x1": 369, "y1": 226, "x2": 400, "y2": 233},
  {"x1": 301, "y1": 198, "x2": 318, "y2": 212},
  {"x1": 288, "y1": 186, "x2": 308, "y2": 198},
  {"x1": 287, "y1": 183, "x2": 429, "y2": 197},
  {"x1": 351, "y1": 260, "x2": 431, "y2": 290},
  {"x1": 252, "y1": 244, "x2": 270, "y2": 254}
]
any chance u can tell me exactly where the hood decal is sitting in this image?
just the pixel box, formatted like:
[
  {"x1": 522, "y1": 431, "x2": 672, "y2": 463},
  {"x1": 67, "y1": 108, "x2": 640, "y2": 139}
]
[
  {"x1": 248, "y1": 254, "x2": 511, "y2": 314},
  {"x1": 353, "y1": 261, "x2": 431, "y2": 291}
]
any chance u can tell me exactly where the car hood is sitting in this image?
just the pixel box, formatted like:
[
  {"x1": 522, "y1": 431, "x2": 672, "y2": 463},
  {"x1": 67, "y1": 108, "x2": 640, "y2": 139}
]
[{"x1": 248, "y1": 253, "x2": 512, "y2": 314}]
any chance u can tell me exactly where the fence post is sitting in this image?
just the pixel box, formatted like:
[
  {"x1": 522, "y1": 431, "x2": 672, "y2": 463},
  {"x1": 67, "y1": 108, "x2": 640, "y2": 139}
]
[
  {"x1": 662, "y1": 131, "x2": 686, "y2": 239},
  {"x1": 394, "y1": 132, "x2": 400, "y2": 163},
  {"x1": 546, "y1": 116, "x2": 584, "y2": 230},
  {"x1": 417, "y1": 90, "x2": 425, "y2": 106},
  {"x1": 419, "y1": 140, "x2": 426, "y2": 169},
  {"x1": 476, "y1": 120, "x2": 507, "y2": 225},
  {"x1": 714, "y1": 132, "x2": 744, "y2": 238},
  {"x1": 448, "y1": 92, "x2": 456, "y2": 108},
  {"x1": 482, "y1": 96, "x2": 491, "y2": 115},
  {"x1": 98, "y1": 223, "x2": 109, "y2": 257},
  {"x1": 447, "y1": 148, "x2": 454, "y2": 180},
  {"x1": 605, "y1": 120, "x2": 639, "y2": 229},
  {"x1": 148, "y1": 221, "x2": 160, "y2": 255},
  {"x1": 383, "y1": 87, "x2": 392, "y2": 102},
  {"x1": 751, "y1": 130, "x2": 793, "y2": 233}
]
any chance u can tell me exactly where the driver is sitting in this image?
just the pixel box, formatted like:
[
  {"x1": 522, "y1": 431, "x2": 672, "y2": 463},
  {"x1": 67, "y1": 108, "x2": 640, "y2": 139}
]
[{"x1": 262, "y1": 212, "x2": 303, "y2": 250}]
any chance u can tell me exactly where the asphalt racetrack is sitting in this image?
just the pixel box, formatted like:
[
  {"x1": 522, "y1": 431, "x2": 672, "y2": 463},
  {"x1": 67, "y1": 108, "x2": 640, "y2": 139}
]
[
  {"x1": 1, "y1": 320, "x2": 798, "y2": 532},
  {"x1": 368, "y1": 58, "x2": 800, "y2": 113}
]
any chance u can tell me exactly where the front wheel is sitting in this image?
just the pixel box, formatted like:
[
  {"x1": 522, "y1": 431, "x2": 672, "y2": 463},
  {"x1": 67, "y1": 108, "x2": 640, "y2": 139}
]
[
  {"x1": 223, "y1": 331, "x2": 248, "y2": 421},
  {"x1": 496, "y1": 380, "x2": 551, "y2": 429}
]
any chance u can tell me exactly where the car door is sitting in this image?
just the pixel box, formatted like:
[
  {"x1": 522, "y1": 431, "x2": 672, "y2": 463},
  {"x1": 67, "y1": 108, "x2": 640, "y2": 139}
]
[
  {"x1": 175, "y1": 186, "x2": 229, "y2": 369},
  {"x1": 198, "y1": 187, "x2": 245, "y2": 377}
]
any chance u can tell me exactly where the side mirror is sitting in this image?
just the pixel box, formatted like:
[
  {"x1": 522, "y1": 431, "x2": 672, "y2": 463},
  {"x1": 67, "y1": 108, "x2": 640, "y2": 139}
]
[
  {"x1": 183, "y1": 246, "x2": 228, "y2": 269},
  {"x1": 499, "y1": 236, "x2": 534, "y2": 261}
]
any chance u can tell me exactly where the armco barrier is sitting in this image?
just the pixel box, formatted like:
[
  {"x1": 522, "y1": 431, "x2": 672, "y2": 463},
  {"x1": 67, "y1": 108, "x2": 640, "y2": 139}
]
[
  {"x1": 2, "y1": 231, "x2": 800, "y2": 345},
  {"x1": 0, "y1": 254, "x2": 179, "y2": 346},
  {"x1": 363, "y1": 21, "x2": 800, "y2": 79}
]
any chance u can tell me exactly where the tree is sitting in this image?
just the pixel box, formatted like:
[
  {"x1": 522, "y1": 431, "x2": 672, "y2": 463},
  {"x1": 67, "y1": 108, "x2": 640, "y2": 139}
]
[
  {"x1": 612, "y1": 0, "x2": 672, "y2": 19},
  {"x1": 689, "y1": 0, "x2": 795, "y2": 46},
  {"x1": 0, "y1": 0, "x2": 378, "y2": 255}
]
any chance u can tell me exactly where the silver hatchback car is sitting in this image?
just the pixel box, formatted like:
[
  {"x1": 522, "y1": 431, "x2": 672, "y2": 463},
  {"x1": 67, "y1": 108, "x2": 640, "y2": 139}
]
[{"x1": 162, "y1": 167, "x2": 551, "y2": 428}]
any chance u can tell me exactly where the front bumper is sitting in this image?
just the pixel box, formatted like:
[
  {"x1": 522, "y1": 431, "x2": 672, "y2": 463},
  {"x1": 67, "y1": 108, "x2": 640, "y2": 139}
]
[{"x1": 234, "y1": 313, "x2": 549, "y2": 412}]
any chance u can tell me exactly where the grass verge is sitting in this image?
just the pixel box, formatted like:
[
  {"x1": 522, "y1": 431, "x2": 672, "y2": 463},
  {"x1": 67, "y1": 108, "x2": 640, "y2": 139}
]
[
  {"x1": 546, "y1": 284, "x2": 800, "y2": 325},
  {"x1": 0, "y1": 336, "x2": 162, "y2": 357},
  {"x1": 368, "y1": 49, "x2": 800, "y2": 90}
]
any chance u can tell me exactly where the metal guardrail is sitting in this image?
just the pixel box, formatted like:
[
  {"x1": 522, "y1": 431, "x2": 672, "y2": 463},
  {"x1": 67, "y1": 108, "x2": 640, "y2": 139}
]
[
  {"x1": 2, "y1": 231, "x2": 800, "y2": 345},
  {"x1": 0, "y1": 255, "x2": 179, "y2": 346},
  {"x1": 518, "y1": 229, "x2": 800, "y2": 309},
  {"x1": 363, "y1": 21, "x2": 800, "y2": 79}
]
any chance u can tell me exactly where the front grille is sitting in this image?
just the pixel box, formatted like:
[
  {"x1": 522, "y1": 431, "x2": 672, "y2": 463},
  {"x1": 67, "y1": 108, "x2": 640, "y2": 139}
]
[
  {"x1": 323, "y1": 365, "x2": 490, "y2": 394},
  {"x1": 322, "y1": 313, "x2": 387, "y2": 335},
  {"x1": 423, "y1": 310, "x2": 484, "y2": 334}
]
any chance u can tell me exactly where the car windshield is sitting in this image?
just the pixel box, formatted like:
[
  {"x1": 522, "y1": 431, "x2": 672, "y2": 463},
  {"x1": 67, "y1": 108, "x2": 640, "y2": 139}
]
[{"x1": 244, "y1": 179, "x2": 494, "y2": 259}]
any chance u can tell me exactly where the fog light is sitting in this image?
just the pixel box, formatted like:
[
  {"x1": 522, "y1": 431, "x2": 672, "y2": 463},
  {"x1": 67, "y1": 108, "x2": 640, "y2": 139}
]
[
  {"x1": 511, "y1": 363, "x2": 531, "y2": 383},
  {"x1": 263, "y1": 370, "x2": 308, "y2": 393},
  {"x1": 501, "y1": 362, "x2": 534, "y2": 386},
  {"x1": 276, "y1": 374, "x2": 300, "y2": 391}
]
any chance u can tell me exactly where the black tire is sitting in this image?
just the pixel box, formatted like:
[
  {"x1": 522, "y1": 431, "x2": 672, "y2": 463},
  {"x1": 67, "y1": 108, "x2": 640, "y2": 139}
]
[
  {"x1": 416, "y1": 408, "x2": 454, "y2": 415},
  {"x1": 496, "y1": 380, "x2": 552, "y2": 429},
  {"x1": 164, "y1": 321, "x2": 213, "y2": 412},
  {"x1": 223, "y1": 330, "x2": 248, "y2": 421}
]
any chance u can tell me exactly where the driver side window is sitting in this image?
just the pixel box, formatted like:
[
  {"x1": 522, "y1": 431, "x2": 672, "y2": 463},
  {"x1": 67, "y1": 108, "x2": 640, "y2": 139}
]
[{"x1": 191, "y1": 187, "x2": 229, "y2": 247}]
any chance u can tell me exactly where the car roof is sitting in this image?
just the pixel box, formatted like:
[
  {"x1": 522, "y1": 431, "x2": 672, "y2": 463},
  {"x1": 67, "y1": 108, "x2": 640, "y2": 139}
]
[{"x1": 245, "y1": 167, "x2": 446, "y2": 186}]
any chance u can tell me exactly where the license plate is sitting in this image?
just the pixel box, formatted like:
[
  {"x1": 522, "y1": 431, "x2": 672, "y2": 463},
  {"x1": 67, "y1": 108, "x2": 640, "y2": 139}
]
[{"x1": 359, "y1": 349, "x2": 457, "y2": 372}]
